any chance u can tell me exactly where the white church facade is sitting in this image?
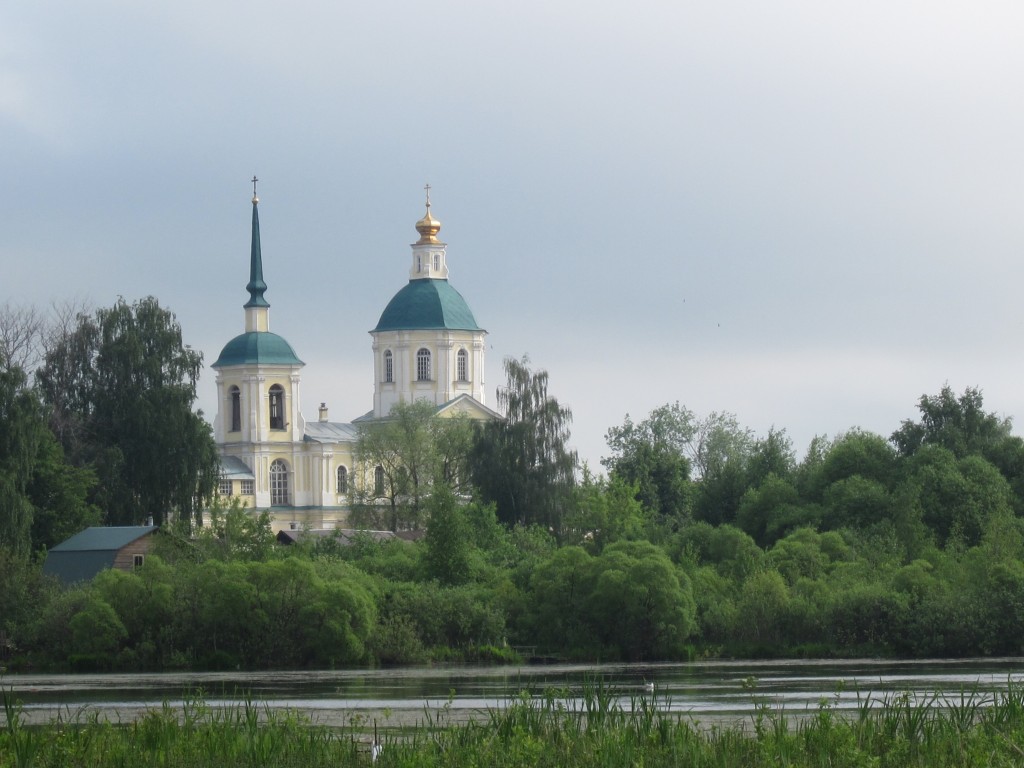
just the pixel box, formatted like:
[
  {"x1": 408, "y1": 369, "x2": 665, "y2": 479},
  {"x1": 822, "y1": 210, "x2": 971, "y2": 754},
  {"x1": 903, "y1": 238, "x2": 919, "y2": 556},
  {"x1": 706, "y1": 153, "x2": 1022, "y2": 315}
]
[{"x1": 210, "y1": 185, "x2": 498, "y2": 530}]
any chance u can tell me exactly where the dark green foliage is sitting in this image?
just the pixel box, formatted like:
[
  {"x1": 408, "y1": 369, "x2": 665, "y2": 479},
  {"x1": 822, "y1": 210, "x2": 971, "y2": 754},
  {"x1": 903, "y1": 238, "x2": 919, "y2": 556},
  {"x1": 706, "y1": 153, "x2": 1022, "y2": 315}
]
[
  {"x1": 747, "y1": 427, "x2": 796, "y2": 487},
  {"x1": 375, "y1": 581, "x2": 507, "y2": 653},
  {"x1": 423, "y1": 484, "x2": 471, "y2": 585},
  {"x1": 525, "y1": 541, "x2": 696, "y2": 660},
  {"x1": 26, "y1": 434, "x2": 101, "y2": 551},
  {"x1": 564, "y1": 471, "x2": 649, "y2": 552},
  {"x1": 9, "y1": 380, "x2": 1024, "y2": 669},
  {"x1": 37, "y1": 297, "x2": 218, "y2": 527},
  {"x1": 471, "y1": 357, "x2": 577, "y2": 534},
  {"x1": 603, "y1": 402, "x2": 694, "y2": 521},
  {"x1": 893, "y1": 384, "x2": 1012, "y2": 459},
  {"x1": 0, "y1": 367, "x2": 48, "y2": 554},
  {"x1": 822, "y1": 430, "x2": 898, "y2": 488},
  {"x1": 902, "y1": 446, "x2": 1013, "y2": 548},
  {"x1": 736, "y1": 474, "x2": 804, "y2": 547}
]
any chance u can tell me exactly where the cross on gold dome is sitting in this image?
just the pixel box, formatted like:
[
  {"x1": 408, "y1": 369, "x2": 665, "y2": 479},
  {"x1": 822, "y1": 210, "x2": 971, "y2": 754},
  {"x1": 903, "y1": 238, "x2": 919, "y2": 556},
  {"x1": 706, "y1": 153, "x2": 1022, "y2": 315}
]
[{"x1": 415, "y1": 183, "x2": 441, "y2": 244}]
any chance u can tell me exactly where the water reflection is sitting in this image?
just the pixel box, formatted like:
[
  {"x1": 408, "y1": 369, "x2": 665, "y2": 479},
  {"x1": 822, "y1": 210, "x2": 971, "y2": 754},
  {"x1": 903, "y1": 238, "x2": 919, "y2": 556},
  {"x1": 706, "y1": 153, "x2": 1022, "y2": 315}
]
[{"x1": 3, "y1": 658, "x2": 1023, "y2": 727}]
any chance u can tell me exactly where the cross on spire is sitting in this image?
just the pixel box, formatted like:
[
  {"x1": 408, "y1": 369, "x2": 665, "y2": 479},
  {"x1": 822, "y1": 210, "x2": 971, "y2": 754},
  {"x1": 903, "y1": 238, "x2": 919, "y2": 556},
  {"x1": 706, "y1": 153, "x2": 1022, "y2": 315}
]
[{"x1": 252, "y1": 175, "x2": 259, "y2": 201}]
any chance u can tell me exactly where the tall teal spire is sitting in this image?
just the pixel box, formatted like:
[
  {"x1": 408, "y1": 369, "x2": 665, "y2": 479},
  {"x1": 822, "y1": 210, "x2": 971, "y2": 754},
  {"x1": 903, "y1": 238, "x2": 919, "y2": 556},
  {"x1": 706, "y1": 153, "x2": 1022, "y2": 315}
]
[{"x1": 244, "y1": 176, "x2": 269, "y2": 309}]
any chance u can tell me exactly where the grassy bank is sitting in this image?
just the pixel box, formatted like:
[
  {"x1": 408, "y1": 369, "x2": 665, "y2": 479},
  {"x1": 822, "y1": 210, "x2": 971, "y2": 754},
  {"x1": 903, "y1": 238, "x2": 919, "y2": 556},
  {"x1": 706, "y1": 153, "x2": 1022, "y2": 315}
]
[{"x1": 6, "y1": 682, "x2": 1024, "y2": 767}]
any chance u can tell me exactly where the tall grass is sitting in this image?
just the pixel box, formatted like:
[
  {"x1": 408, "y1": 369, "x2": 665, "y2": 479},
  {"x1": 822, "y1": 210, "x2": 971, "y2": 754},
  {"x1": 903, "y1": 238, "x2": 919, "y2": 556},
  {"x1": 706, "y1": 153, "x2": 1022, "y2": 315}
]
[{"x1": 5, "y1": 681, "x2": 1024, "y2": 767}]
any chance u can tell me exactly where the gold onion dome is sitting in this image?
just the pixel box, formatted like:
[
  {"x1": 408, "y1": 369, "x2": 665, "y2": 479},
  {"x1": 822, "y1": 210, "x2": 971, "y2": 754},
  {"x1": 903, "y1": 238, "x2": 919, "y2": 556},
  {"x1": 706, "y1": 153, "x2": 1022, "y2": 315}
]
[{"x1": 415, "y1": 187, "x2": 442, "y2": 244}]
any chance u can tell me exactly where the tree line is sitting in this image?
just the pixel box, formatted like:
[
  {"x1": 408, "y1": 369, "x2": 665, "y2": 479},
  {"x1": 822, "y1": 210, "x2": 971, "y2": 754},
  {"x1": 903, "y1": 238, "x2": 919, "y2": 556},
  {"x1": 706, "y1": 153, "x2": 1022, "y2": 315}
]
[{"x1": 5, "y1": 295, "x2": 1024, "y2": 667}]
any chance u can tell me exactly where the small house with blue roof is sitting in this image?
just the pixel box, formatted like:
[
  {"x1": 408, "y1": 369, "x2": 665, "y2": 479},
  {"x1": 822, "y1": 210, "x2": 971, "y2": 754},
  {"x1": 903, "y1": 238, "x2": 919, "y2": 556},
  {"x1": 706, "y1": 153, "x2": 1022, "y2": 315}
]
[{"x1": 43, "y1": 526, "x2": 158, "y2": 585}]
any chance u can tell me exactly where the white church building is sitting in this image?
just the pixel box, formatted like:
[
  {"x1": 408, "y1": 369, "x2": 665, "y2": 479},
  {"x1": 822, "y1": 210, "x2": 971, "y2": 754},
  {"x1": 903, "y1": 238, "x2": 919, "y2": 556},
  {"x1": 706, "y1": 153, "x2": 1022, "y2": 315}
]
[{"x1": 210, "y1": 185, "x2": 498, "y2": 530}]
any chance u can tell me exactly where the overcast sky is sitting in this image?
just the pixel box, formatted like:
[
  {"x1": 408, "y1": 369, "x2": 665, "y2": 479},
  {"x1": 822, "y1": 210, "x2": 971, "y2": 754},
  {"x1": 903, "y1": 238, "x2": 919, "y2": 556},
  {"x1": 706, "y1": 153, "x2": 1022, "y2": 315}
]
[{"x1": 4, "y1": 1, "x2": 1024, "y2": 469}]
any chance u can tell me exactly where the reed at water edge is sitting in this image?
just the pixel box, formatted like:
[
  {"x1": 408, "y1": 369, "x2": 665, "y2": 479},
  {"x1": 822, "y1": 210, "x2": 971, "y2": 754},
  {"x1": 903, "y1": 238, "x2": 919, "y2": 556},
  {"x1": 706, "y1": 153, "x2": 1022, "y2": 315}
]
[{"x1": 5, "y1": 678, "x2": 1024, "y2": 767}]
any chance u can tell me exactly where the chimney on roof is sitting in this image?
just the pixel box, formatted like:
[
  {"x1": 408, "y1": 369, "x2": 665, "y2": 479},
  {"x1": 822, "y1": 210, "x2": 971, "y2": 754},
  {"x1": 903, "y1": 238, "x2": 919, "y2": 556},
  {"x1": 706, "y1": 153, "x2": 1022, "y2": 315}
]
[{"x1": 318, "y1": 402, "x2": 329, "y2": 422}]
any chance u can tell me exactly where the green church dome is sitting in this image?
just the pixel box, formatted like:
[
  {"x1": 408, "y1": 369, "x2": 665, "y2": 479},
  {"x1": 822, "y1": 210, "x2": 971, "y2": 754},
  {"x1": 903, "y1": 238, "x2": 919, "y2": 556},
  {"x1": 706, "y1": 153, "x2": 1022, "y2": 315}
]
[
  {"x1": 374, "y1": 278, "x2": 482, "y2": 332},
  {"x1": 212, "y1": 331, "x2": 304, "y2": 368}
]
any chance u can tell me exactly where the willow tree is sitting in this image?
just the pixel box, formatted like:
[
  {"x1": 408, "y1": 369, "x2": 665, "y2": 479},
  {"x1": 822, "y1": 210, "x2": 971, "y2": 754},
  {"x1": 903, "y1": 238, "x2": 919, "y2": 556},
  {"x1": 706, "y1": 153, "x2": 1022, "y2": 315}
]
[
  {"x1": 471, "y1": 357, "x2": 577, "y2": 535},
  {"x1": 37, "y1": 297, "x2": 218, "y2": 528},
  {"x1": 0, "y1": 367, "x2": 47, "y2": 554}
]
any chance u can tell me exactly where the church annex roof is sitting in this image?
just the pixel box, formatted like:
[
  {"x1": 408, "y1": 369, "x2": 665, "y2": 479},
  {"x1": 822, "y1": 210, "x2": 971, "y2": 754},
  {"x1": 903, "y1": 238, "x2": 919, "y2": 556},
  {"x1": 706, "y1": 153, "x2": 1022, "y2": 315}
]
[
  {"x1": 373, "y1": 278, "x2": 482, "y2": 332},
  {"x1": 304, "y1": 421, "x2": 359, "y2": 443},
  {"x1": 219, "y1": 455, "x2": 254, "y2": 479},
  {"x1": 212, "y1": 331, "x2": 304, "y2": 368}
]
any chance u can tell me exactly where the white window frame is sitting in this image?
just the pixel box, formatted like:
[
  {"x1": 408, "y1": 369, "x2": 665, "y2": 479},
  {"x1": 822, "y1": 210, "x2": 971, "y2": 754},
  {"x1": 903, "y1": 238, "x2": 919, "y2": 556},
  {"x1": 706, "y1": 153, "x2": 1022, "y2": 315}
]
[
  {"x1": 416, "y1": 348, "x2": 431, "y2": 381},
  {"x1": 270, "y1": 459, "x2": 290, "y2": 505}
]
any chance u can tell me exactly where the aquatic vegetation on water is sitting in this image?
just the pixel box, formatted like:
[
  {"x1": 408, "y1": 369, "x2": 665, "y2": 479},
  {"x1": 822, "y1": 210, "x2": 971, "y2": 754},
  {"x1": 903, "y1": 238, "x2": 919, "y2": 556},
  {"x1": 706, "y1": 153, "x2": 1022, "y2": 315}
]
[{"x1": 5, "y1": 681, "x2": 1024, "y2": 766}]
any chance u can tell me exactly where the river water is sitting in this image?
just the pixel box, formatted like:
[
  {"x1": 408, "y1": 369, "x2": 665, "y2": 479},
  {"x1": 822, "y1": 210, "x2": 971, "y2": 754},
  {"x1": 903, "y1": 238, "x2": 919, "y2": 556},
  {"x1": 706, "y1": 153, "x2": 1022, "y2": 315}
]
[{"x1": 3, "y1": 658, "x2": 1024, "y2": 728}]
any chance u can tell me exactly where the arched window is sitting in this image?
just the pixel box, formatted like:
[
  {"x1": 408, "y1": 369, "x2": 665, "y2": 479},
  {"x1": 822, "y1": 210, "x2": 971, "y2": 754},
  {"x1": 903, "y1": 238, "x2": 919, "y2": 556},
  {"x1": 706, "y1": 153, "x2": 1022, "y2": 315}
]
[
  {"x1": 270, "y1": 459, "x2": 290, "y2": 505},
  {"x1": 229, "y1": 386, "x2": 241, "y2": 432},
  {"x1": 374, "y1": 465, "x2": 385, "y2": 496},
  {"x1": 336, "y1": 465, "x2": 348, "y2": 494},
  {"x1": 456, "y1": 348, "x2": 468, "y2": 382},
  {"x1": 416, "y1": 348, "x2": 431, "y2": 381},
  {"x1": 383, "y1": 350, "x2": 394, "y2": 383},
  {"x1": 269, "y1": 384, "x2": 285, "y2": 430}
]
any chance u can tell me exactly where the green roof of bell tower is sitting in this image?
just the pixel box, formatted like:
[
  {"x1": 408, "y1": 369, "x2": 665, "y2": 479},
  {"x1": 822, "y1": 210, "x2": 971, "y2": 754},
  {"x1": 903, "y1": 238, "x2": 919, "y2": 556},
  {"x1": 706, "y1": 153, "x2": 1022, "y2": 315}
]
[{"x1": 212, "y1": 331, "x2": 303, "y2": 368}]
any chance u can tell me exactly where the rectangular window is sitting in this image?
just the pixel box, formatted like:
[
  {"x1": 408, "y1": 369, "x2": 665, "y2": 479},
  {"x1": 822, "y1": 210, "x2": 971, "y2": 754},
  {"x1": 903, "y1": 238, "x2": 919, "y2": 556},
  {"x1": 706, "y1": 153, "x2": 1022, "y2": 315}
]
[
  {"x1": 241, "y1": 479, "x2": 254, "y2": 495},
  {"x1": 133, "y1": 554, "x2": 144, "y2": 569},
  {"x1": 219, "y1": 479, "x2": 232, "y2": 496}
]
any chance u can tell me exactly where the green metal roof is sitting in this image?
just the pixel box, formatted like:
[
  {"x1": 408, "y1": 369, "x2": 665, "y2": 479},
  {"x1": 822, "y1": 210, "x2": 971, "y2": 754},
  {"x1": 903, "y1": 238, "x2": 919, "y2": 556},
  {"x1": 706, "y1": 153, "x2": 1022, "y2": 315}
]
[
  {"x1": 374, "y1": 278, "x2": 482, "y2": 332},
  {"x1": 43, "y1": 526, "x2": 158, "y2": 585},
  {"x1": 212, "y1": 331, "x2": 304, "y2": 368},
  {"x1": 49, "y1": 526, "x2": 157, "y2": 552}
]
